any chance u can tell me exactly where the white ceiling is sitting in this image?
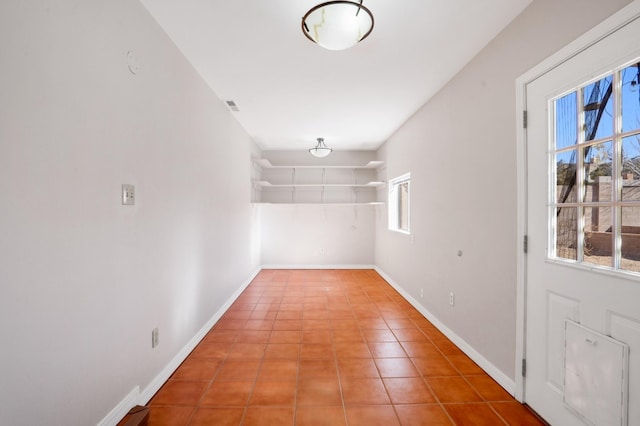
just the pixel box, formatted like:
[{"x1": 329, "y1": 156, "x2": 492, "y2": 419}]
[{"x1": 139, "y1": 0, "x2": 532, "y2": 151}]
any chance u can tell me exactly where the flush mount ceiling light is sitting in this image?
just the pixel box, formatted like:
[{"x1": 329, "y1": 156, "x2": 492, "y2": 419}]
[
  {"x1": 301, "y1": 1, "x2": 374, "y2": 51},
  {"x1": 309, "y1": 138, "x2": 333, "y2": 158}
]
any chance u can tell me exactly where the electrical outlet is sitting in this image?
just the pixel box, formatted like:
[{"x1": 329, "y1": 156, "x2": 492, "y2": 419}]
[
  {"x1": 420, "y1": 288, "x2": 424, "y2": 299},
  {"x1": 152, "y1": 328, "x2": 159, "y2": 348},
  {"x1": 449, "y1": 292, "x2": 455, "y2": 307}
]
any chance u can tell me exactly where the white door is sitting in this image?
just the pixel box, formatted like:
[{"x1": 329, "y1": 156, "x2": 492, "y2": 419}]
[{"x1": 524, "y1": 12, "x2": 640, "y2": 426}]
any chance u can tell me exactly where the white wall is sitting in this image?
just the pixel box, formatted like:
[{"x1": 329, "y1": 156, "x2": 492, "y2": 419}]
[
  {"x1": 258, "y1": 151, "x2": 377, "y2": 267},
  {"x1": 0, "y1": 1, "x2": 260, "y2": 425},
  {"x1": 375, "y1": 0, "x2": 632, "y2": 383}
]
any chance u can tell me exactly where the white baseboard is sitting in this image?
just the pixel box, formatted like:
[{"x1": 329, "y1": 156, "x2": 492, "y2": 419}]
[
  {"x1": 98, "y1": 267, "x2": 261, "y2": 426},
  {"x1": 97, "y1": 386, "x2": 140, "y2": 426},
  {"x1": 138, "y1": 266, "x2": 261, "y2": 404},
  {"x1": 374, "y1": 267, "x2": 516, "y2": 395},
  {"x1": 101, "y1": 265, "x2": 517, "y2": 426},
  {"x1": 261, "y1": 264, "x2": 375, "y2": 270}
]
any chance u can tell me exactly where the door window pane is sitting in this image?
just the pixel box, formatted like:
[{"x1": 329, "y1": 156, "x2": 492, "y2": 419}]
[
  {"x1": 583, "y1": 75, "x2": 613, "y2": 141},
  {"x1": 555, "y1": 92, "x2": 577, "y2": 149},
  {"x1": 621, "y1": 207, "x2": 640, "y2": 273},
  {"x1": 556, "y1": 150, "x2": 577, "y2": 203},
  {"x1": 622, "y1": 136, "x2": 640, "y2": 202},
  {"x1": 556, "y1": 207, "x2": 577, "y2": 261},
  {"x1": 583, "y1": 206, "x2": 612, "y2": 267},
  {"x1": 621, "y1": 63, "x2": 640, "y2": 133},
  {"x1": 583, "y1": 141, "x2": 613, "y2": 203}
]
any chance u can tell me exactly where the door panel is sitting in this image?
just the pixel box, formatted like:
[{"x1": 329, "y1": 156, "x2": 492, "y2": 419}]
[{"x1": 546, "y1": 292, "x2": 581, "y2": 392}]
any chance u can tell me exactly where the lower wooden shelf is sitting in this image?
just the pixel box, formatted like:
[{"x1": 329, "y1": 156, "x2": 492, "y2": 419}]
[{"x1": 251, "y1": 202, "x2": 384, "y2": 206}]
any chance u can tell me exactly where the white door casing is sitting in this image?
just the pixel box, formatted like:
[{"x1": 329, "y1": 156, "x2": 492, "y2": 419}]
[{"x1": 516, "y1": 2, "x2": 640, "y2": 425}]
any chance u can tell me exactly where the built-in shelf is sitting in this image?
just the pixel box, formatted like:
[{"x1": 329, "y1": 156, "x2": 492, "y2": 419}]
[
  {"x1": 253, "y1": 158, "x2": 384, "y2": 170},
  {"x1": 252, "y1": 201, "x2": 385, "y2": 206},
  {"x1": 253, "y1": 181, "x2": 385, "y2": 188},
  {"x1": 251, "y1": 158, "x2": 385, "y2": 205}
]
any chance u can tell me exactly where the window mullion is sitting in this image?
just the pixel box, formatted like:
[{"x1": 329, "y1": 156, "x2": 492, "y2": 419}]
[
  {"x1": 612, "y1": 70, "x2": 623, "y2": 269},
  {"x1": 549, "y1": 99, "x2": 557, "y2": 259},
  {"x1": 577, "y1": 88, "x2": 586, "y2": 263}
]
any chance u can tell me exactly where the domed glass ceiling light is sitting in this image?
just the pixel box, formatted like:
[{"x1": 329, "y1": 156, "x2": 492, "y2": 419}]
[
  {"x1": 301, "y1": 1, "x2": 374, "y2": 51},
  {"x1": 309, "y1": 138, "x2": 333, "y2": 158}
]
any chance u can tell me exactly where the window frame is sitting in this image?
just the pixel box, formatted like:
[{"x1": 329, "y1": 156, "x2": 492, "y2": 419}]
[
  {"x1": 388, "y1": 173, "x2": 411, "y2": 234},
  {"x1": 549, "y1": 59, "x2": 640, "y2": 276}
]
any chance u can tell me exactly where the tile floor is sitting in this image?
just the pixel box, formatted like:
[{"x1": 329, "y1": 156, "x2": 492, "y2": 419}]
[{"x1": 147, "y1": 269, "x2": 545, "y2": 425}]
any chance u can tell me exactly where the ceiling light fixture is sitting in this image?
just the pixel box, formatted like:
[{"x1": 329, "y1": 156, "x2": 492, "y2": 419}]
[
  {"x1": 309, "y1": 138, "x2": 333, "y2": 158},
  {"x1": 301, "y1": 1, "x2": 374, "y2": 51}
]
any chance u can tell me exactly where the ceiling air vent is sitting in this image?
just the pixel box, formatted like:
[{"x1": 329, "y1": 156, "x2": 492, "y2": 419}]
[{"x1": 225, "y1": 100, "x2": 240, "y2": 112}]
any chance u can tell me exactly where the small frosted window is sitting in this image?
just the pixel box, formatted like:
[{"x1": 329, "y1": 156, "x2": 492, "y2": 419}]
[{"x1": 388, "y1": 173, "x2": 410, "y2": 234}]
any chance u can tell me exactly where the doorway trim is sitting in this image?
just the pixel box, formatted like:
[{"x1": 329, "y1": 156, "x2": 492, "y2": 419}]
[{"x1": 515, "y1": 0, "x2": 640, "y2": 403}]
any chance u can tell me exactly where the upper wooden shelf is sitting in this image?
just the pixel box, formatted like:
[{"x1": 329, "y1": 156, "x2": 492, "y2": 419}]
[{"x1": 253, "y1": 158, "x2": 384, "y2": 170}]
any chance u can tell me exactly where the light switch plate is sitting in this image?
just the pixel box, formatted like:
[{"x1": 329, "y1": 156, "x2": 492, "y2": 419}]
[
  {"x1": 122, "y1": 184, "x2": 135, "y2": 205},
  {"x1": 152, "y1": 328, "x2": 159, "y2": 348}
]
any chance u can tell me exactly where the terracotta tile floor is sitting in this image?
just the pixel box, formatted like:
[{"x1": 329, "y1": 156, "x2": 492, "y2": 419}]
[{"x1": 147, "y1": 269, "x2": 545, "y2": 425}]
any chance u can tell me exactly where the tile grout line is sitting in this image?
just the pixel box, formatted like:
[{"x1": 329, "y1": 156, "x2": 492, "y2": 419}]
[
  {"x1": 289, "y1": 279, "x2": 301, "y2": 426},
  {"x1": 332, "y1": 275, "x2": 350, "y2": 426}
]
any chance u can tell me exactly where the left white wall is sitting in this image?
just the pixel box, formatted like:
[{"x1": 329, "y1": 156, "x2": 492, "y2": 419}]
[{"x1": 0, "y1": 1, "x2": 260, "y2": 425}]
